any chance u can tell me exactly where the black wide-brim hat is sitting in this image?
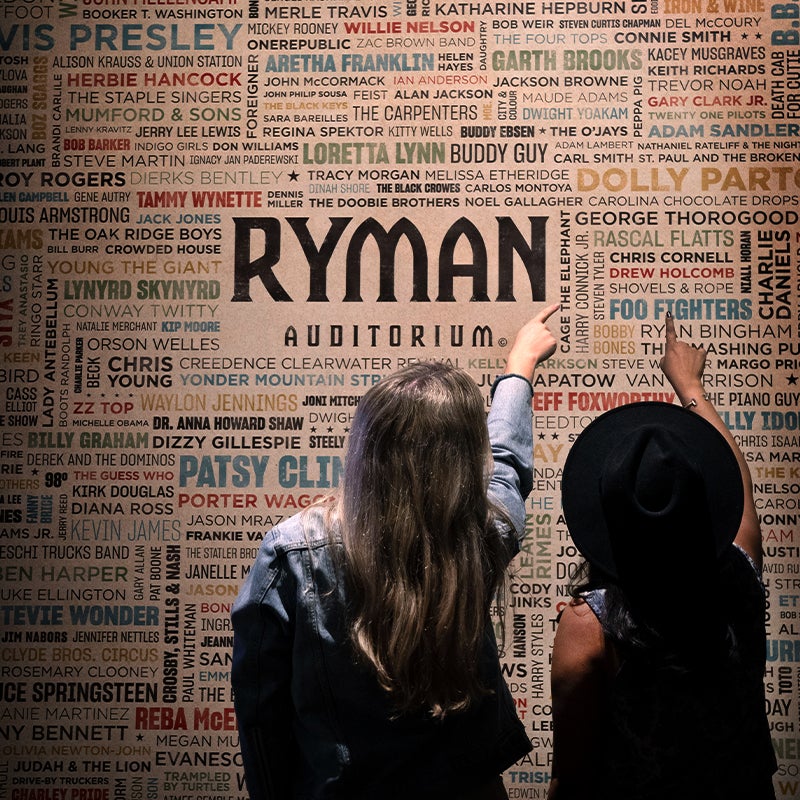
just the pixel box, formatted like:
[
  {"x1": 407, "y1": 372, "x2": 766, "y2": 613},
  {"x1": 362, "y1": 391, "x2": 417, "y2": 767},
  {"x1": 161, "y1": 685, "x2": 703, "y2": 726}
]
[{"x1": 561, "y1": 402, "x2": 744, "y2": 578}]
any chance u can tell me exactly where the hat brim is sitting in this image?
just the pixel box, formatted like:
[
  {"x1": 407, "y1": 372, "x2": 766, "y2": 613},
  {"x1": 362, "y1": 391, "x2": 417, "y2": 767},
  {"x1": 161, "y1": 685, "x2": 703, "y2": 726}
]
[{"x1": 561, "y1": 402, "x2": 744, "y2": 577}]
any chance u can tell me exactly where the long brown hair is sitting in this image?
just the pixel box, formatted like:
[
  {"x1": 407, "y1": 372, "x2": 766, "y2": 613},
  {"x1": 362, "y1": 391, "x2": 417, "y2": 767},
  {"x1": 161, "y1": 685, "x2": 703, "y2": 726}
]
[{"x1": 337, "y1": 362, "x2": 511, "y2": 717}]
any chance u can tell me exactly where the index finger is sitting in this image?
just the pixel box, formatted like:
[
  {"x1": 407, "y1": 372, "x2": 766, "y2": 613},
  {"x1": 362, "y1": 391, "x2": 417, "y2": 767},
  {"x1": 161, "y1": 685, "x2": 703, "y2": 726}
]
[
  {"x1": 664, "y1": 313, "x2": 677, "y2": 343},
  {"x1": 534, "y1": 302, "x2": 561, "y2": 324}
]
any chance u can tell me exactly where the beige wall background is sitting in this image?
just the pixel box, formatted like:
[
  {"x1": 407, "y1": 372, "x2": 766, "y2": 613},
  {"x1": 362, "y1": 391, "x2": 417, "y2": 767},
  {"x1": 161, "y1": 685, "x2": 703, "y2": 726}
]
[{"x1": 0, "y1": 0, "x2": 798, "y2": 796}]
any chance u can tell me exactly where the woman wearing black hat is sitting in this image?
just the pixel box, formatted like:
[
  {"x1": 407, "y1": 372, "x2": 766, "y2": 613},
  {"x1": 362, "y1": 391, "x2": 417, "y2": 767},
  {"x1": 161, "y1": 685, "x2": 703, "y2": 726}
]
[{"x1": 548, "y1": 313, "x2": 777, "y2": 800}]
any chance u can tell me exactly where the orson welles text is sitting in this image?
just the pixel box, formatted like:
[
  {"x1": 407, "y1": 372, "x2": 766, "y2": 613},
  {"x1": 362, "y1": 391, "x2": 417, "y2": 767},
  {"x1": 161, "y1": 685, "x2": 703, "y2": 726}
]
[{"x1": 231, "y1": 216, "x2": 547, "y2": 302}]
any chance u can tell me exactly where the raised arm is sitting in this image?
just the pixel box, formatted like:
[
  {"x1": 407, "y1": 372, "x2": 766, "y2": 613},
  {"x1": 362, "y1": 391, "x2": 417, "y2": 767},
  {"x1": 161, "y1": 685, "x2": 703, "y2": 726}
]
[
  {"x1": 487, "y1": 304, "x2": 560, "y2": 548},
  {"x1": 504, "y1": 302, "x2": 560, "y2": 382},
  {"x1": 659, "y1": 312, "x2": 762, "y2": 568}
]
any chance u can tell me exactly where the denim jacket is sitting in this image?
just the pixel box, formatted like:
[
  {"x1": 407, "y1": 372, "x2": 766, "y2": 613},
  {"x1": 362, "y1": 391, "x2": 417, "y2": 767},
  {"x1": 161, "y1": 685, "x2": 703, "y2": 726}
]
[{"x1": 232, "y1": 376, "x2": 535, "y2": 799}]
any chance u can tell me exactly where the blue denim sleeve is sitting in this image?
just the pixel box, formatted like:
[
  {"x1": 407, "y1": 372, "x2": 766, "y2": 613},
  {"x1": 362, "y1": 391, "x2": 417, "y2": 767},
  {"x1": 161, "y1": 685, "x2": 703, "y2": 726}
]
[
  {"x1": 231, "y1": 530, "x2": 295, "y2": 800},
  {"x1": 487, "y1": 375, "x2": 534, "y2": 557}
]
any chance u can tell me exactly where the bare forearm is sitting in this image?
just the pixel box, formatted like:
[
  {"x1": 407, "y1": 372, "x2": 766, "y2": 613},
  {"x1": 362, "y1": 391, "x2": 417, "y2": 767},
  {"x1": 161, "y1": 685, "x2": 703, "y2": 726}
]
[{"x1": 665, "y1": 364, "x2": 761, "y2": 564}]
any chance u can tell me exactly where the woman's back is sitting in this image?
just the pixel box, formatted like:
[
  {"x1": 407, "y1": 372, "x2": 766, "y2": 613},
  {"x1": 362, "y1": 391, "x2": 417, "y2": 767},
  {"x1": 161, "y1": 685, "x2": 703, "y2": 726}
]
[
  {"x1": 581, "y1": 546, "x2": 776, "y2": 800},
  {"x1": 236, "y1": 506, "x2": 529, "y2": 799}
]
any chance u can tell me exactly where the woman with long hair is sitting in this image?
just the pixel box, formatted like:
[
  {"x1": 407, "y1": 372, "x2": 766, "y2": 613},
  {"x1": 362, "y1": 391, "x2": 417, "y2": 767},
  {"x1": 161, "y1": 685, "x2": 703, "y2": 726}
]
[
  {"x1": 233, "y1": 304, "x2": 559, "y2": 799},
  {"x1": 548, "y1": 314, "x2": 777, "y2": 800}
]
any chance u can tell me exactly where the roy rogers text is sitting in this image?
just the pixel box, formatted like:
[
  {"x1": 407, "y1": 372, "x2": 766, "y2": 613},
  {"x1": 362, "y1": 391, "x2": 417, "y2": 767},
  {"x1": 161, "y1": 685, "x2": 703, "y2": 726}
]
[{"x1": 231, "y1": 215, "x2": 547, "y2": 302}]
